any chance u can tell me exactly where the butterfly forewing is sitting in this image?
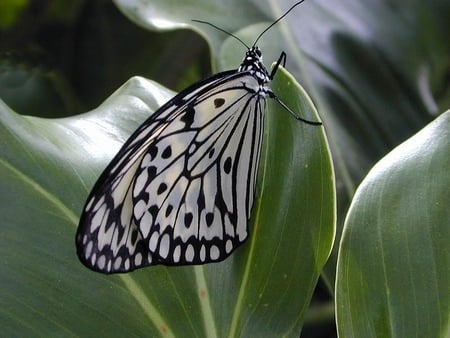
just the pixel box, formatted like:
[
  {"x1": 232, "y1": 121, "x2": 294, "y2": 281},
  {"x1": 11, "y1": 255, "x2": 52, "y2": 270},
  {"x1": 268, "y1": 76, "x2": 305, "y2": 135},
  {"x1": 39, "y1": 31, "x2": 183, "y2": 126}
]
[{"x1": 76, "y1": 70, "x2": 265, "y2": 273}]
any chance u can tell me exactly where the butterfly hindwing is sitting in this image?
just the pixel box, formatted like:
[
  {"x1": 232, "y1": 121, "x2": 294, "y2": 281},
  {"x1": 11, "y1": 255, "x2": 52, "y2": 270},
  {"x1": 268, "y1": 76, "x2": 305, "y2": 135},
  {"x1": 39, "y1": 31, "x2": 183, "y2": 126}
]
[{"x1": 76, "y1": 70, "x2": 265, "y2": 273}]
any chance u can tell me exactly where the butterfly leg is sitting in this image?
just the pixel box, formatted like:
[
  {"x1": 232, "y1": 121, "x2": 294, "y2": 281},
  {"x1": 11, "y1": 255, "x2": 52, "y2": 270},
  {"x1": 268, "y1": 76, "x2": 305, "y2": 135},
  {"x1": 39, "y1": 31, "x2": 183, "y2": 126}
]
[
  {"x1": 270, "y1": 51, "x2": 287, "y2": 79},
  {"x1": 268, "y1": 90, "x2": 322, "y2": 125}
]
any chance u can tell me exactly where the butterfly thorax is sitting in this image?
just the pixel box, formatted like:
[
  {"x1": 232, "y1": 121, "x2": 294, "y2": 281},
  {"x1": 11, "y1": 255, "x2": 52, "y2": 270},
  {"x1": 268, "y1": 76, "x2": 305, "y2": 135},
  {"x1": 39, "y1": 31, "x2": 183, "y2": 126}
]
[{"x1": 238, "y1": 46, "x2": 271, "y2": 86}]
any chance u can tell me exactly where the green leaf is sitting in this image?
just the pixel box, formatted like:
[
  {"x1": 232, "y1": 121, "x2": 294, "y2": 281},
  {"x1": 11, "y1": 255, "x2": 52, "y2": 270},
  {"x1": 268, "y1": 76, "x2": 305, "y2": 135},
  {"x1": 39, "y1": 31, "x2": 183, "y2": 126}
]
[
  {"x1": 0, "y1": 78, "x2": 173, "y2": 336},
  {"x1": 0, "y1": 57, "x2": 80, "y2": 117},
  {"x1": 336, "y1": 111, "x2": 450, "y2": 337},
  {"x1": 0, "y1": 0, "x2": 28, "y2": 28},
  {"x1": 114, "y1": 0, "x2": 268, "y2": 54},
  {"x1": 0, "y1": 59, "x2": 334, "y2": 336}
]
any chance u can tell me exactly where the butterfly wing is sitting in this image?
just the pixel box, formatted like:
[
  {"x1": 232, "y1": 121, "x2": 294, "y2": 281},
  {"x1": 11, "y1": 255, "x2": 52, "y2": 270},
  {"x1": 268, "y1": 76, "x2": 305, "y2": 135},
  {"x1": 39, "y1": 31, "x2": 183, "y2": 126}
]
[{"x1": 76, "y1": 70, "x2": 265, "y2": 273}]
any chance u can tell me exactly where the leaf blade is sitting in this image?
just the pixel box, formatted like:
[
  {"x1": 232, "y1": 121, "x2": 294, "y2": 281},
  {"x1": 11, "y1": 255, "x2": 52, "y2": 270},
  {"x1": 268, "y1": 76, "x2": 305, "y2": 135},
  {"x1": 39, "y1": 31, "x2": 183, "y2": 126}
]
[{"x1": 336, "y1": 111, "x2": 450, "y2": 338}]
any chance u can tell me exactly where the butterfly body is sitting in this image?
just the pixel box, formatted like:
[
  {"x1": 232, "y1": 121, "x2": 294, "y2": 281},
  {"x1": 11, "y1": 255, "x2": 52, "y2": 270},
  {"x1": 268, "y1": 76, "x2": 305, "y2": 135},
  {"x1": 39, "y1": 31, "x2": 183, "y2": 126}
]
[{"x1": 76, "y1": 47, "x2": 273, "y2": 273}]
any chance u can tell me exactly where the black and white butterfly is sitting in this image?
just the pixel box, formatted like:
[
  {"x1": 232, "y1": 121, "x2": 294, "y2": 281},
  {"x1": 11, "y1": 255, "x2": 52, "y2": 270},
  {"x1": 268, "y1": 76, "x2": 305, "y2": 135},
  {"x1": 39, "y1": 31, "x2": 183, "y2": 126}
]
[{"x1": 76, "y1": 0, "x2": 320, "y2": 273}]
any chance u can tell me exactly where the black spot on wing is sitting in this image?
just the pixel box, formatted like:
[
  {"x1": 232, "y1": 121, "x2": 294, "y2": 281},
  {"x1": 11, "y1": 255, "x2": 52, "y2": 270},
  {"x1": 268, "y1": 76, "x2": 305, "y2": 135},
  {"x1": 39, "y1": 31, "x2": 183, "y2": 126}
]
[
  {"x1": 149, "y1": 205, "x2": 159, "y2": 219},
  {"x1": 206, "y1": 212, "x2": 214, "y2": 226},
  {"x1": 149, "y1": 145, "x2": 158, "y2": 160},
  {"x1": 165, "y1": 204, "x2": 173, "y2": 217},
  {"x1": 157, "y1": 183, "x2": 167, "y2": 194},
  {"x1": 181, "y1": 106, "x2": 195, "y2": 127},
  {"x1": 224, "y1": 157, "x2": 232, "y2": 174},
  {"x1": 148, "y1": 166, "x2": 157, "y2": 180},
  {"x1": 214, "y1": 98, "x2": 225, "y2": 108},
  {"x1": 162, "y1": 145, "x2": 172, "y2": 159},
  {"x1": 184, "y1": 212, "x2": 193, "y2": 228}
]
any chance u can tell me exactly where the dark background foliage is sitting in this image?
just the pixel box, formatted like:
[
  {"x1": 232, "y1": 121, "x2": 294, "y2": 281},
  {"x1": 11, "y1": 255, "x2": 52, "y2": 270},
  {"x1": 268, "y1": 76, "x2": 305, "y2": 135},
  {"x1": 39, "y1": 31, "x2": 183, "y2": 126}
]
[{"x1": 0, "y1": 0, "x2": 209, "y2": 117}]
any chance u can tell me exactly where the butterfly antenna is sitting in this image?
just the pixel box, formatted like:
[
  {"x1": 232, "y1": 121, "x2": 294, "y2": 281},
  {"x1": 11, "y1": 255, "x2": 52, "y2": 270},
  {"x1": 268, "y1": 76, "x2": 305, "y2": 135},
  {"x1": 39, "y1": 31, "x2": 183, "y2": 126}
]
[
  {"x1": 192, "y1": 20, "x2": 250, "y2": 50},
  {"x1": 253, "y1": 0, "x2": 306, "y2": 47}
]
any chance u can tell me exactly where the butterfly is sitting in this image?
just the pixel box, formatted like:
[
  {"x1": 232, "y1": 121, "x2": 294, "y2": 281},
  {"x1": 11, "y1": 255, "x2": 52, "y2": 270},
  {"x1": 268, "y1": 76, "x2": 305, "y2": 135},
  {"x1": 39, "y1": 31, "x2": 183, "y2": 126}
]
[{"x1": 75, "y1": 0, "x2": 320, "y2": 273}]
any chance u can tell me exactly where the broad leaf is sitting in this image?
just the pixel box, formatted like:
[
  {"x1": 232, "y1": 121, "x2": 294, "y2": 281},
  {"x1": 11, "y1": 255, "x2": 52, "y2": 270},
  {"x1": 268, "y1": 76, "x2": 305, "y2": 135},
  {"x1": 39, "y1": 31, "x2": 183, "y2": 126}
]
[{"x1": 336, "y1": 111, "x2": 450, "y2": 338}]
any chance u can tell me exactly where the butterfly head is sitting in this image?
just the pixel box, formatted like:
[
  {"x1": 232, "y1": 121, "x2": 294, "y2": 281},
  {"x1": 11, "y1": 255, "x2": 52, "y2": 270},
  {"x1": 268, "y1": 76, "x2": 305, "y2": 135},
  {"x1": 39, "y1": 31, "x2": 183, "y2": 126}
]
[{"x1": 238, "y1": 46, "x2": 271, "y2": 84}]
